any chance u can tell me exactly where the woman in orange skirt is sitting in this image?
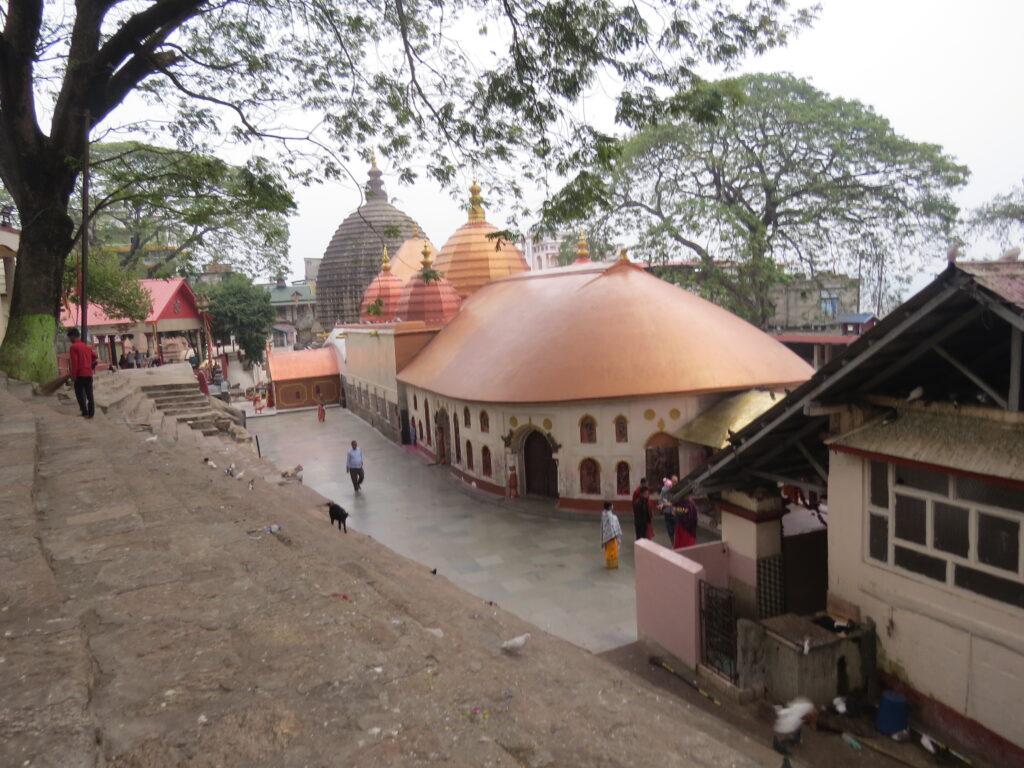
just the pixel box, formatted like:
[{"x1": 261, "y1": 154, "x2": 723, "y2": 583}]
[{"x1": 601, "y1": 501, "x2": 622, "y2": 569}]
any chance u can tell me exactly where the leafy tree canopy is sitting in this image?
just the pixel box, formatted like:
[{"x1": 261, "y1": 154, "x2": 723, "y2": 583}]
[
  {"x1": 971, "y1": 180, "x2": 1024, "y2": 248},
  {"x1": 198, "y1": 274, "x2": 275, "y2": 366},
  {"x1": 549, "y1": 73, "x2": 970, "y2": 323},
  {"x1": 85, "y1": 142, "x2": 295, "y2": 279}
]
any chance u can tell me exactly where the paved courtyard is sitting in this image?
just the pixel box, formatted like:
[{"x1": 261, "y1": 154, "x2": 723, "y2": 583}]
[{"x1": 250, "y1": 407, "x2": 648, "y2": 652}]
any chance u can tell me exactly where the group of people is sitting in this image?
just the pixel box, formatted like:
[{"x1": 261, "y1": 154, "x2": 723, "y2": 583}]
[
  {"x1": 600, "y1": 476, "x2": 700, "y2": 570},
  {"x1": 115, "y1": 349, "x2": 153, "y2": 369}
]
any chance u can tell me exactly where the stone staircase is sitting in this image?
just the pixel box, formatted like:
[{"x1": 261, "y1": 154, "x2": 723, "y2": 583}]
[{"x1": 91, "y1": 365, "x2": 252, "y2": 446}]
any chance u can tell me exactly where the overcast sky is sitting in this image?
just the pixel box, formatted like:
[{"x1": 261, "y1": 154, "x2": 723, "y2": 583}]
[{"x1": 284, "y1": 0, "x2": 1024, "y2": 293}]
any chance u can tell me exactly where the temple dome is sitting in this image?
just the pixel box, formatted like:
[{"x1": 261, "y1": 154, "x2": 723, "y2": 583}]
[
  {"x1": 398, "y1": 259, "x2": 814, "y2": 403},
  {"x1": 359, "y1": 246, "x2": 405, "y2": 322},
  {"x1": 434, "y1": 181, "x2": 529, "y2": 299},
  {"x1": 390, "y1": 228, "x2": 438, "y2": 282},
  {"x1": 315, "y1": 159, "x2": 422, "y2": 326},
  {"x1": 395, "y1": 243, "x2": 462, "y2": 325}
]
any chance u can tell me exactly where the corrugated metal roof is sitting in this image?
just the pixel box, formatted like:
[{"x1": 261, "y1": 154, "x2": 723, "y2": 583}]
[
  {"x1": 829, "y1": 407, "x2": 1024, "y2": 483},
  {"x1": 677, "y1": 390, "x2": 779, "y2": 448},
  {"x1": 267, "y1": 347, "x2": 339, "y2": 381},
  {"x1": 958, "y1": 260, "x2": 1024, "y2": 309}
]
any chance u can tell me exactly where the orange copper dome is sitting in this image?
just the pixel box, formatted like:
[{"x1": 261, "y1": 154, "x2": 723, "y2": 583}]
[
  {"x1": 390, "y1": 227, "x2": 438, "y2": 282},
  {"x1": 395, "y1": 243, "x2": 462, "y2": 324},
  {"x1": 433, "y1": 180, "x2": 529, "y2": 299},
  {"x1": 398, "y1": 261, "x2": 814, "y2": 403},
  {"x1": 359, "y1": 246, "x2": 405, "y2": 322}
]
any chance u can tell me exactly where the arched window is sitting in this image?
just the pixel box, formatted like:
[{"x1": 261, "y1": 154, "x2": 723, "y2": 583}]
[
  {"x1": 413, "y1": 394, "x2": 418, "y2": 410},
  {"x1": 482, "y1": 446, "x2": 492, "y2": 477},
  {"x1": 418, "y1": 419, "x2": 424, "y2": 441},
  {"x1": 464, "y1": 406, "x2": 471, "y2": 428},
  {"x1": 614, "y1": 415, "x2": 628, "y2": 443},
  {"x1": 579, "y1": 458, "x2": 601, "y2": 495},
  {"x1": 454, "y1": 419, "x2": 462, "y2": 463},
  {"x1": 579, "y1": 415, "x2": 597, "y2": 444},
  {"x1": 616, "y1": 462, "x2": 630, "y2": 495},
  {"x1": 425, "y1": 403, "x2": 432, "y2": 445},
  {"x1": 479, "y1": 411, "x2": 490, "y2": 433},
  {"x1": 466, "y1": 441, "x2": 474, "y2": 470}
]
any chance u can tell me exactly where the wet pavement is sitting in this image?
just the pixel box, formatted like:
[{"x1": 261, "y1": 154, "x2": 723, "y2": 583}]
[{"x1": 249, "y1": 407, "x2": 648, "y2": 652}]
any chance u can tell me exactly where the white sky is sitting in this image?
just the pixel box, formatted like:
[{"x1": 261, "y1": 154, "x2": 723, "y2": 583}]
[{"x1": 284, "y1": 0, "x2": 1024, "y2": 294}]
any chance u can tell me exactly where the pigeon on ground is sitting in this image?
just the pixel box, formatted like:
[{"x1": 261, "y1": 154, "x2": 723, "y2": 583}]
[
  {"x1": 225, "y1": 463, "x2": 236, "y2": 477},
  {"x1": 920, "y1": 734, "x2": 937, "y2": 754},
  {"x1": 203, "y1": 458, "x2": 217, "y2": 469},
  {"x1": 247, "y1": 479, "x2": 255, "y2": 491},
  {"x1": 832, "y1": 696, "x2": 847, "y2": 715},
  {"x1": 906, "y1": 386, "x2": 924, "y2": 402},
  {"x1": 501, "y1": 633, "x2": 530, "y2": 654}
]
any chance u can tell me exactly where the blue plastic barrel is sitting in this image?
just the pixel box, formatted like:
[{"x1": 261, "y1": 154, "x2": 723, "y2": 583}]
[{"x1": 875, "y1": 690, "x2": 908, "y2": 735}]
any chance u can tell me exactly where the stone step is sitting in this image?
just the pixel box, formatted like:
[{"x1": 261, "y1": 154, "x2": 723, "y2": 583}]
[
  {"x1": 161, "y1": 405, "x2": 216, "y2": 417},
  {"x1": 152, "y1": 392, "x2": 207, "y2": 405},
  {"x1": 140, "y1": 383, "x2": 199, "y2": 394},
  {"x1": 154, "y1": 398, "x2": 210, "y2": 412}
]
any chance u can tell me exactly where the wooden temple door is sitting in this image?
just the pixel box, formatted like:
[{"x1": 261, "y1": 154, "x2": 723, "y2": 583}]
[
  {"x1": 523, "y1": 431, "x2": 556, "y2": 497},
  {"x1": 645, "y1": 432, "x2": 680, "y2": 488}
]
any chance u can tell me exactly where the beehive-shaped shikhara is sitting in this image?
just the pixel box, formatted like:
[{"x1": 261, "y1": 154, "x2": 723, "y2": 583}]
[
  {"x1": 315, "y1": 158, "x2": 423, "y2": 326},
  {"x1": 395, "y1": 243, "x2": 462, "y2": 324},
  {"x1": 433, "y1": 180, "x2": 529, "y2": 299},
  {"x1": 359, "y1": 246, "x2": 405, "y2": 322}
]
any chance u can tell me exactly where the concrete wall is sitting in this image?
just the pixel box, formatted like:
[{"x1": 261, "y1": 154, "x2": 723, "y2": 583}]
[
  {"x1": 341, "y1": 324, "x2": 440, "y2": 443},
  {"x1": 403, "y1": 384, "x2": 725, "y2": 509},
  {"x1": 768, "y1": 274, "x2": 859, "y2": 329},
  {"x1": 828, "y1": 450, "x2": 1024, "y2": 752},
  {"x1": 634, "y1": 540, "x2": 704, "y2": 669}
]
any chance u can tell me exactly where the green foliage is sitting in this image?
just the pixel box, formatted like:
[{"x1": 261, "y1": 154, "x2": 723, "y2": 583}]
[
  {"x1": 555, "y1": 73, "x2": 970, "y2": 322},
  {"x1": 971, "y1": 180, "x2": 1024, "y2": 247},
  {"x1": 0, "y1": 315, "x2": 58, "y2": 382},
  {"x1": 198, "y1": 275, "x2": 275, "y2": 365},
  {"x1": 420, "y1": 267, "x2": 442, "y2": 285},
  {"x1": 366, "y1": 297, "x2": 384, "y2": 316},
  {"x1": 83, "y1": 143, "x2": 294, "y2": 278},
  {"x1": 62, "y1": 249, "x2": 152, "y2": 322}
]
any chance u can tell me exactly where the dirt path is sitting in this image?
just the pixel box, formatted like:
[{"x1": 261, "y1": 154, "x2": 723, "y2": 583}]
[{"x1": 0, "y1": 384, "x2": 784, "y2": 767}]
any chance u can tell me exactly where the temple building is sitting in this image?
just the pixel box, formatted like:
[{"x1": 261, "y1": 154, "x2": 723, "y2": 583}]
[
  {"x1": 433, "y1": 180, "x2": 529, "y2": 299},
  {"x1": 315, "y1": 158, "x2": 423, "y2": 326},
  {"x1": 397, "y1": 245, "x2": 812, "y2": 510}
]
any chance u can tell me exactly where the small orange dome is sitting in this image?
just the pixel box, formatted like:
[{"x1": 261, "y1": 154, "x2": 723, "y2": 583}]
[
  {"x1": 359, "y1": 246, "x2": 404, "y2": 322},
  {"x1": 434, "y1": 180, "x2": 529, "y2": 299},
  {"x1": 395, "y1": 243, "x2": 462, "y2": 324},
  {"x1": 391, "y1": 227, "x2": 438, "y2": 281}
]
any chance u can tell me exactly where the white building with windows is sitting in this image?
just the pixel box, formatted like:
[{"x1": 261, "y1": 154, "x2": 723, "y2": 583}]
[{"x1": 398, "y1": 257, "x2": 811, "y2": 510}]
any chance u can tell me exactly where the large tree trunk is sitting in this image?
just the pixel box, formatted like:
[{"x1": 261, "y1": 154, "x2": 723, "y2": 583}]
[{"x1": 0, "y1": 187, "x2": 76, "y2": 382}]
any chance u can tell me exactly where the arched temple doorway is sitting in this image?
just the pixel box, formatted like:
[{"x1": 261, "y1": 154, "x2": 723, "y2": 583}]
[
  {"x1": 434, "y1": 409, "x2": 452, "y2": 465},
  {"x1": 645, "y1": 432, "x2": 680, "y2": 488},
  {"x1": 523, "y1": 430, "x2": 557, "y2": 497}
]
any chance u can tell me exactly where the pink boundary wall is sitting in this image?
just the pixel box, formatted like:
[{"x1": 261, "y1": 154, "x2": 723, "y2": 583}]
[{"x1": 634, "y1": 541, "x2": 730, "y2": 669}]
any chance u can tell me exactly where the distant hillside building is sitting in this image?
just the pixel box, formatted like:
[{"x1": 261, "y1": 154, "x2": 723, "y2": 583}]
[
  {"x1": 768, "y1": 273, "x2": 860, "y2": 330},
  {"x1": 259, "y1": 276, "x2": 319, "y2": 348}
]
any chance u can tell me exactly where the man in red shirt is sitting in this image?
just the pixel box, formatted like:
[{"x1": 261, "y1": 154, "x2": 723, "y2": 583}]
[{"x1": 67, "y1": 328, "x2": 98, "y2": 418}]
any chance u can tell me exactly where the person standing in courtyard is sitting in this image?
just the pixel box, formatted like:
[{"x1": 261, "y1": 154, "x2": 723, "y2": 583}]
[
  {"x1": 67, "y1": 328, "x2": 98, "y2": 418},
  {"x1": 600, "y1": 501, "x2": 622, "y2": 570},
  {"x1": 632, "y1": 483, "x2": 652, "y2": 541},
  {"x1": 347, "y1": 440, "x2": 365, "y2": 492},
  {"x1": 506, "y1": 462, "x2": 519, "y2": 500},
  {"x1": 659, "y1": 476, "x2": 676, "y2": 543},
  {"x1": 315, "y1": 388, "x2": 326, "y2": 424},
  {"x1": 673, "y1": 495, "x2": 699, "y2": 549}
]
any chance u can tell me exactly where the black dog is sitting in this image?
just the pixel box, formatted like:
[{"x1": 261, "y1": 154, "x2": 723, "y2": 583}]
[{"x1": 326, "y1": 502, "x2": 348, "y2": 532}]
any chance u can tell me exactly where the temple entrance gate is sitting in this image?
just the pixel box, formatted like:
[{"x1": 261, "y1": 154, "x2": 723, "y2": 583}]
[
  {"x1": 645, "y1": 432, "x2": 680, "y2": 487},
  {"x1": 523, "y1": 430, "x2": 557, "y2": 497}
]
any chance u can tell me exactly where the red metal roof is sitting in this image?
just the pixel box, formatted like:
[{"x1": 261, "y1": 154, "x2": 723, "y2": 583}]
[
  {"x1": 958, "y1": 260, "x2": 1024, "y2": 309},
  {"x1": 61, "y1": 278, "x2": 199, "y2": 327}
]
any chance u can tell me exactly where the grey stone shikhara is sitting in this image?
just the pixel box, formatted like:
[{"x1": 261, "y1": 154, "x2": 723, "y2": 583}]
[{"x1": 315, "y1": 163, "x2": 423, "y2": 327}]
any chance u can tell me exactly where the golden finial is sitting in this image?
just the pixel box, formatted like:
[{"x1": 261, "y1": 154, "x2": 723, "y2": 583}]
[
  {"x1": 575, "y1": 228, "x2": 590, "y2": 263},
  {"x1": 380, "y1": 244, "x2": 391, "y2": 272},
  {"x1": 468, "y1": 179, "x2": 485, "y2": 222},
  {"x1": 618, "y1": 247, "x2": 629, "y2": 262},
  {"x1": 420, "y1": 241, "x2": 434, "y2": 269}
]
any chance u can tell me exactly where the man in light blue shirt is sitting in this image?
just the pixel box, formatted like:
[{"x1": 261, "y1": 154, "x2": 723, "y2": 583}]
[{"x1": 346, "y1": 440, "x2": 365, "y2": 492}]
